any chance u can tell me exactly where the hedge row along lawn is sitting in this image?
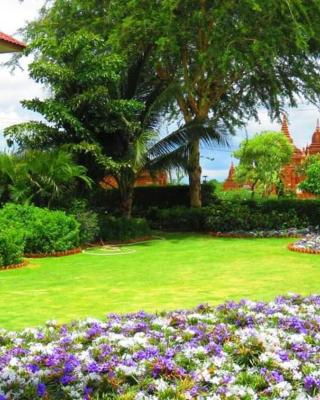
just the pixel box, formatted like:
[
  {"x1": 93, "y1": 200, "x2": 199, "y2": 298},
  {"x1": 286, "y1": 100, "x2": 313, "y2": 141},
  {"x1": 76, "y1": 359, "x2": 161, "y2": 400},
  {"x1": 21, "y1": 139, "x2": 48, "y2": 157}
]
[{"x1": 1, "y1": 233, "x2": 320, "y2": 330}]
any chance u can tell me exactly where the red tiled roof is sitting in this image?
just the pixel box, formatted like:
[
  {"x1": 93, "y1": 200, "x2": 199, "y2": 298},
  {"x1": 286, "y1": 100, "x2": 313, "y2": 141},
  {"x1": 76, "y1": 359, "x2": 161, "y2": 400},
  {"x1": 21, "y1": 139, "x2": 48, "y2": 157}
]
[{"x1": 0, "y1": 32, "x2": 26, "y2": 49}]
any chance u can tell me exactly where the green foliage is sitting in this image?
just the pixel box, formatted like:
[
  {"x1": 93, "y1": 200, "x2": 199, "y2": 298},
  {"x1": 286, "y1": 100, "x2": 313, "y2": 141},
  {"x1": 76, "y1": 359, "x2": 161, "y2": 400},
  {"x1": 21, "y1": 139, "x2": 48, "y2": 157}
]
[
  {"x1": 147, "y1": 207, "x2": 207, "y2": 231},
  {"x1": 111, "y1": 0, "x2": 320, "y2": 206},
  {"x1": 89, "y1": 183, "x2": 216, "y2": 214},
  {"x1": 98, "y1": 215, "x2": 150, "y2": 241},
  {"x1": 204, "y1": 203, "x2": 306, "y2": 232},
  {"x1": 0, "y1": 229, "x2": 25, "y2": 267},
  {"x1": 0, "y1": 151, "x2": 91, "y2": 208},
  {"x1": 299, "y1": 156, "x2": 320, "y2": 195},
  {"x1": 67, "y1": 200, "x2": 99, "y2": 244},
  {"x1": 215, "y1": 182, "x2": 257, "y2": 201},
  {"x1": 234, "y1": 131, "x2": 294, "y2": 197},
  {"x1": 148, "y1": 200, "x2": 315, "y2": 232},
  {"x1": 0, "y1": 204, "x2": 80, "y2": 254},
  {"x1": 5, "y1": 1, "x2": 174, "y2": 217}
]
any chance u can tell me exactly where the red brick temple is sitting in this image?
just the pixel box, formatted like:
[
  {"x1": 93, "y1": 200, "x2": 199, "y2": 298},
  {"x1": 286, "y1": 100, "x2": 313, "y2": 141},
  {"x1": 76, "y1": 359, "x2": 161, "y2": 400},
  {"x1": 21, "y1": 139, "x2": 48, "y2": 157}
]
[
  {"x1": 101, "y1": 171, "x2": 168, "y2": 190},
  {"x1": 223, "y1": 115, "x2": 320, "y2": 197},
  {"x1": 223, "y1": 162, "x2": 240, "y2": 190}
]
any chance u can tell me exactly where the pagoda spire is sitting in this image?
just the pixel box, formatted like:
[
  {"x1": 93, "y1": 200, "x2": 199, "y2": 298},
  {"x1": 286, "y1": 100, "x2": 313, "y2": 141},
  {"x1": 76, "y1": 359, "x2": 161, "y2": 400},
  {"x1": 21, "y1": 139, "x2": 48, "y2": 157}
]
[
  {"x1": 281, "y1": 113, "x2": 293, "y2": 143},
  {"x1": 227, "y1": 162, "x2": 235, "y2": 179}
]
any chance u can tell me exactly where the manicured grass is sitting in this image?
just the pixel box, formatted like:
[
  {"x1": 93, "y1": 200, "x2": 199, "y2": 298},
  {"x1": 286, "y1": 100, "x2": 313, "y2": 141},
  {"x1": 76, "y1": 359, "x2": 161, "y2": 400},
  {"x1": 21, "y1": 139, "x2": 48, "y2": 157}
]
[{"x1": 0, "y1": 233, "x2": 319, "y2": 330}]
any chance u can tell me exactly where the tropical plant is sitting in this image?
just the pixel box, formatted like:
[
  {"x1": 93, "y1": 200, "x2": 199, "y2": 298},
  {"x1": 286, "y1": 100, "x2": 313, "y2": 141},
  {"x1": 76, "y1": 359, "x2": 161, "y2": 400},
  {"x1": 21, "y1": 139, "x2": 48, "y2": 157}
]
[{"x1": 0, "y1": 150, "x2": 91, "y2": 207}]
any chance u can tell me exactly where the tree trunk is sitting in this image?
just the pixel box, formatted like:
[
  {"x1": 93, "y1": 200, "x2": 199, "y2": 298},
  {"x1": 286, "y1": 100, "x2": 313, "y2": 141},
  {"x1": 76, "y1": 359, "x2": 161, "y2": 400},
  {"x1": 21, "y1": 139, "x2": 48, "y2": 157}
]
[
  {"x1": 119, "y1": 180, "x2": 134, "y2": 218},
  {"x1": 188, "y1": 138, "x2": 202, "y2": 207}
]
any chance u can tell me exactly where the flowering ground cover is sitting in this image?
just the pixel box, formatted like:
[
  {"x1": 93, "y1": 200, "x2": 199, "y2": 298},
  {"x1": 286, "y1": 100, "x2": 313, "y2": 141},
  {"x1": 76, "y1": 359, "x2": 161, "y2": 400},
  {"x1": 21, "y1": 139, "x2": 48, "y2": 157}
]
[
  {"x1": 290, "y1": 235, "x2": 320, "y2": 253},
  {"x1": 1, "y1": 234, "x2": 320, "y2": 331},
  {"x1": 0, "y1": 294, "x2": 320, "y2": 399}
]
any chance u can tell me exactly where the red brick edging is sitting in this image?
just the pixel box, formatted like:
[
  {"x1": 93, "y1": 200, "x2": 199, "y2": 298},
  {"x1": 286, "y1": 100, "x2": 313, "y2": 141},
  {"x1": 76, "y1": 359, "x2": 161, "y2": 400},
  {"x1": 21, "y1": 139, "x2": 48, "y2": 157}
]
[
  {"x1": 209, "y1": 232, "x2": 302, "y2": 239},
  {"x1": 287, "y1": 243, "x2": 320, "y2": 255},
  {"x1": 25, "y1": 248, "x2": 82, "y2": 258},
  {"x1": 0, "y1": 260, "x2": 28, "y2": 271}
]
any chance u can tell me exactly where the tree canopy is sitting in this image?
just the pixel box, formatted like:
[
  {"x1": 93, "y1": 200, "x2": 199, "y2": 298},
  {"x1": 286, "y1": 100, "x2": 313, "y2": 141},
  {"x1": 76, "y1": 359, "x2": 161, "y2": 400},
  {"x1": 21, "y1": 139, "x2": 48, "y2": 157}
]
[
  {"x1": 6, "y1": 0, "x2": 320, "y2": 209},
  {"x1": 234, "y1": 131, "x2": 293, "y2": 197},
  {"x1": 299, "y1": 155, "x2": 320, "y2": 195},
  {"x1": 110, "y1": 0, "x2": 320, "y2": 206}
]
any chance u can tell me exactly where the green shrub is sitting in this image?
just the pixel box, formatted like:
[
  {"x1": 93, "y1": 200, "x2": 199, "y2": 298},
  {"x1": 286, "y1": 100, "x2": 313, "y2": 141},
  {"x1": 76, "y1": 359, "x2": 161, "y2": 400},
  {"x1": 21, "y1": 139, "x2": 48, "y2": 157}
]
[
  {"x1": 98, "y1": 215, "x2": 151, "y2": 241},
  {"x1": 204, "y1": 203, "x2": 308, "y2": 232},
  {"x1": 0, "y1": 229, "x2": 25, "y2": 267},
  {"x1": 88, "y1": 183, "x2": 216, "y2": 213},
  {"x1": 68, "y1": 200, "x2": 99, "y2": 244},
  {"x1": 147, "y1": 202, "x2": 311, "y2": 232},
  {"x1": 242, "y1": 199, "x2": 320, "y2": 226},
  {"x1": 147, "y1": 207, "x2": 207, "y2": 231},
  {"x1": 0, "y1": 204, "x2": 80, "y2": 254}
]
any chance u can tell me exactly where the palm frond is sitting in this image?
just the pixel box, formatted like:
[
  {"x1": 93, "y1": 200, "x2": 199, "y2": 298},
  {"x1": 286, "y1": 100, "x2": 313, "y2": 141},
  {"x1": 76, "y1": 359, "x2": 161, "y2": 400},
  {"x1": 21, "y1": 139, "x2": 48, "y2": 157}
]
[
  {"x1": 147, "y1": 145, "x2": 189, "y2": 173},
  {"x1": 149, "y1": 119, "x2": 230, "y2": 158}
]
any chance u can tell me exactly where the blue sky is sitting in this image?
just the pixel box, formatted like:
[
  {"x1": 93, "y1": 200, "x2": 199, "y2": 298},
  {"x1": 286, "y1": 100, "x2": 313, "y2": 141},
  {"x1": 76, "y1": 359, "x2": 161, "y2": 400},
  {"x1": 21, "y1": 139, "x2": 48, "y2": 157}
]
[{"x1": 1, "y1": 0, "x2": 320, "y2": 182}]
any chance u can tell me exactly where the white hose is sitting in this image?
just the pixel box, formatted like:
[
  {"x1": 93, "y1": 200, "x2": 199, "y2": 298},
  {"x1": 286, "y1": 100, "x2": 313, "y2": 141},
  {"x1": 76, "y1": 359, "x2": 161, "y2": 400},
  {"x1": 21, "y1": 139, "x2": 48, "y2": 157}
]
[{"x1": 82, "y1": 236, "x2": 165, "y2": 256}]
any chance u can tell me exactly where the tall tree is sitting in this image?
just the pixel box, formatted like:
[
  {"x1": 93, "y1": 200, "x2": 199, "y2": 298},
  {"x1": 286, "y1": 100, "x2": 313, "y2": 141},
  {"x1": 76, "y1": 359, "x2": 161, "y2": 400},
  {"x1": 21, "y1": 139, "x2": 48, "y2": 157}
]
[
  {"x1": 110, "y1": 0, "x2": 320, "y2": 206},
  {"x1": 5, "y1": 0, "x2": 171, "y2": 216},
  {"x1": 233, "y1": 131, "x2": 293, "y2": 197}
]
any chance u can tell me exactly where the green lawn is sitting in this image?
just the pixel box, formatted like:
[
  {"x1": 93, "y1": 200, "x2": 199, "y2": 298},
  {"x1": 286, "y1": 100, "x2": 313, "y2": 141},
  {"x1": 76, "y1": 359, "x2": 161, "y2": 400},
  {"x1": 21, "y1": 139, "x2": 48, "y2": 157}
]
[{"x1": 1, "y1": 233, "x2": 319, "y2": 330}]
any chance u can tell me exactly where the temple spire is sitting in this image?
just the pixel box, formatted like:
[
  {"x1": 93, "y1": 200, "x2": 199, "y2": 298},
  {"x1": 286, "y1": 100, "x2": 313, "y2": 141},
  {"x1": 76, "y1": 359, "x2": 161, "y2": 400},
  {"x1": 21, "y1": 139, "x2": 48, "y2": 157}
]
[{"x1": 281, "y1": 113, "x2": 293, "y2": 143}]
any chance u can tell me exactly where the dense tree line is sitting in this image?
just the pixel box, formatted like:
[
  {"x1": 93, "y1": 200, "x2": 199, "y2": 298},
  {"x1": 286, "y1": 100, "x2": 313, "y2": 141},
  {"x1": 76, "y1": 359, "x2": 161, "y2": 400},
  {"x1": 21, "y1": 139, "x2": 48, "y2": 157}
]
[{"x1": 4, "y1": 0, "x2": 320, "y2": 214}]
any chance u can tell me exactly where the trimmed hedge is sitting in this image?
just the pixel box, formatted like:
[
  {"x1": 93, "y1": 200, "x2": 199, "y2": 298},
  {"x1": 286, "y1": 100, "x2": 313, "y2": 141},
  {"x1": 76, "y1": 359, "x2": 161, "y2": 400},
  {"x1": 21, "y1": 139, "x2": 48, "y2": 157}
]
[
  {"x1": 88, "y1": 183, "x2": 216, "y2": 213},
  {"x1": 0, "y1": 229, "x2": 25, "y2": 267},
  {"x1": 241, "y1": 199, "x2": 320, "y2": 225},
  {"x1": 98, "y1": 215, "x2": 151, "y2": 241},
  {"x1": 0, "y1": 204, "x2": 80, "y2": 254},
  {"x1": 147, "y1": 201, "x2": 315, "y2": 232},
  {"x1": 147, "y1": 207, "x2": 207, "y2": 231}
]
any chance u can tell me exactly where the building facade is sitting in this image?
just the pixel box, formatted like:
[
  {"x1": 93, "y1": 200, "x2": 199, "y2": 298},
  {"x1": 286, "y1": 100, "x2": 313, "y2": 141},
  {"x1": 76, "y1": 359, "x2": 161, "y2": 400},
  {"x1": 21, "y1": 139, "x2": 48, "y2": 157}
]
[
  {"x1": 101, "y1": 171, "x2": 168, "y2": 190},
  {"x1": 0, "y1": 32, "x2": 26, "y2": 54},
  {"x1": 223, "y1": 115, "x2": 320, "y2": 197}
]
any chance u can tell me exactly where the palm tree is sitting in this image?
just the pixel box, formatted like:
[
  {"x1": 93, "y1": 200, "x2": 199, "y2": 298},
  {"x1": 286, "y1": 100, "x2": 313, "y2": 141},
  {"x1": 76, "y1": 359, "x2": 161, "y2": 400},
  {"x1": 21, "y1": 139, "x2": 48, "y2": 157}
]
[
  {"x1": 0, "y1": 150, "x2": 92, "y2": 208},
  {"x1": 148, "y1": 119, "x2": 229, "y2": 201}
]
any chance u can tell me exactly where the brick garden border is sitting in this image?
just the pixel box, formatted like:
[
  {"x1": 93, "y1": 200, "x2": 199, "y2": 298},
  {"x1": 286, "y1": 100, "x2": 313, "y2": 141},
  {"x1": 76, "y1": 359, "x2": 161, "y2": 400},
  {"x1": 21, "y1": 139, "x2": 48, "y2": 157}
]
[
  {"x1": 25, "y1": 248, "x2": 82, "y2": 258},
  {"x1": 287, "y1": 243, "x2": 320, "y2": 255},
  {"x1": 0, "y1": 260, "x2": 28, "y2": 271}
]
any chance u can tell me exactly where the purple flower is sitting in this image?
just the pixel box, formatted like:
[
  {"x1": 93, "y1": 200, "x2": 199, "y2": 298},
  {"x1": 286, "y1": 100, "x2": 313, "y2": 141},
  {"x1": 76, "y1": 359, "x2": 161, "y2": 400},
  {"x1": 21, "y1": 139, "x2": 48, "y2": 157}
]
[
  {"x1": 27, "y1": 364, "x2": 40, "y2": 373},
  {"x1": 37, "y1": 383, "x2": 46, "y2": 397},
  {"x1": 84, "y1": 386, "x2": 93, "y2": 400},
  {"x1": 60, "y1": 374, "x2": 75, "y2": 385},
  {"x1": 304, "y1": 375, "x2": 320, "y2": 392}
]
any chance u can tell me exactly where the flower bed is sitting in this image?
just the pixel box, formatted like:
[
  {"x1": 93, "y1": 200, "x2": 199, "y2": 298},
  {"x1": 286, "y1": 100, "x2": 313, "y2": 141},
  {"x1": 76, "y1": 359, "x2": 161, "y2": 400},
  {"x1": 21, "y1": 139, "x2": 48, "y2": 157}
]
[
  {"x1": 0, "y1": 295, "x2": 320, "y2": 399},
  {"x1": 288, "y1": 234, "x2": 320, "y2": 255},
  {"x1": 209, "y1": 228, "x2": 311, "y2": 238}
]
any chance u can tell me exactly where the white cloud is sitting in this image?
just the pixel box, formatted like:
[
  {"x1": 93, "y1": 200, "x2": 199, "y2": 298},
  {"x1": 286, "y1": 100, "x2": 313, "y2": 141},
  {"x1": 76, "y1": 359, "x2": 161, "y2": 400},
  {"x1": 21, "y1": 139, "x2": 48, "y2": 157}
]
[
  {"x1": 202, "y1": 168, "x2": 229, "y2": 181},
  {"x1": 0, "y1": 0, "x2": 45, "y2": 140}
]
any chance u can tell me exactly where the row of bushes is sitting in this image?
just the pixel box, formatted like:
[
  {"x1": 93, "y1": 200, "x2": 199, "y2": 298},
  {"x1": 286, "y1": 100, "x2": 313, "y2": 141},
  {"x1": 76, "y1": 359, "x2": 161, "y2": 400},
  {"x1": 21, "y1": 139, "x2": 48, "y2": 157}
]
[
  {"x1": 87, "y1": 183, "x2": 216, "y2": 213},
  {"x1": 0, "y1": 204, "x2": 81, "y2": 266},
  {"x1": 147, "y1": 201, "x2": 316, "y2": 232},
  {"x1": 0, "y1": 204, "x2": 151, "y2": 267}
]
